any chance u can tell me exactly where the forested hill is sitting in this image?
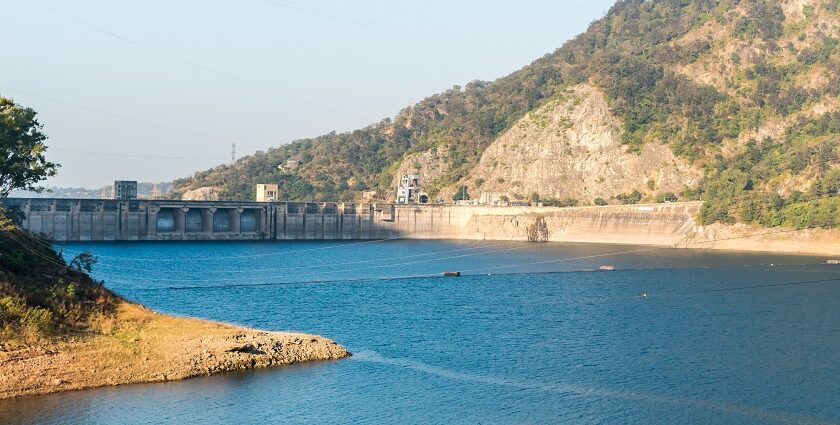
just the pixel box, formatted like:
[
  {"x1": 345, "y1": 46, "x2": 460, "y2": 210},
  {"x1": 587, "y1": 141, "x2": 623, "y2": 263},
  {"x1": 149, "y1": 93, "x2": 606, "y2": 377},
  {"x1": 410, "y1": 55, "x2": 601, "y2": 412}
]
[{"x1": 175, "y1": 0, "x2": 840, "y2": 229}]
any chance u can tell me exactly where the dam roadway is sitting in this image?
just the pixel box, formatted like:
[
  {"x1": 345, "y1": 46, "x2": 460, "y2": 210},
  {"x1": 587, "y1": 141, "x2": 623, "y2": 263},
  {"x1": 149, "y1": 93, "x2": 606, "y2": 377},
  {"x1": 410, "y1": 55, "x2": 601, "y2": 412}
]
[{"x1": 2, "y1": 198, "x2": 703, "y2": 245}]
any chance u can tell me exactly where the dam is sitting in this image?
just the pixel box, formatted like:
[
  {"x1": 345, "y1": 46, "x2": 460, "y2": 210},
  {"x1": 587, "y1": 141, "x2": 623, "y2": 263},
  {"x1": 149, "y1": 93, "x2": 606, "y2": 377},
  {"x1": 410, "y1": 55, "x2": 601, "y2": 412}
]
[{"x1": 2, "y1": 198, "x2": 703, "y2": 245}]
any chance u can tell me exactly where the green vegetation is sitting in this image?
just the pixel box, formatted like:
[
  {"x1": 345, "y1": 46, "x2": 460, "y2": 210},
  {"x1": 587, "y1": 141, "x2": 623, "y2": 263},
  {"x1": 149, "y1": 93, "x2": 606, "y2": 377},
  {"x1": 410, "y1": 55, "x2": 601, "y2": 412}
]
[
  {"x1": 698, "y1": 113, "x2": 840, "y2": 228},
  {"x1": 175, "y1": 0, "x2": 839, "y2": 231},
  {"x1": 0, "y1": 230, "x2": 119, "y2": 346},
  {"x1": 452, "y1": 186, "x2": 470, "y2": 201},
  {"x1": 0, "y1": 95, "x2": 119, "y2": 348},
  {"x1": 0, "y1": 96, "x2": 58, "y2": 201},
  {"x1": 542, "y1": 197, "x2": 579, "y2": 207},
  {"x1": 616, "y1": 190, "x2": 643, "y2": 205},
  {"x1": 656, "y1": 192, "x2": 678, "y2": 203}
]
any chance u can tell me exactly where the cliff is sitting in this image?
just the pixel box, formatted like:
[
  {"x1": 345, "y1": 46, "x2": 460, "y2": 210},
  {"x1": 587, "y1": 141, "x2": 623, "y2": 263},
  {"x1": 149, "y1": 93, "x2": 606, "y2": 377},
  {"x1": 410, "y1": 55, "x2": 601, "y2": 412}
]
[{"x1": 462, "y1": 84, "x2": 701, "y2": 203}]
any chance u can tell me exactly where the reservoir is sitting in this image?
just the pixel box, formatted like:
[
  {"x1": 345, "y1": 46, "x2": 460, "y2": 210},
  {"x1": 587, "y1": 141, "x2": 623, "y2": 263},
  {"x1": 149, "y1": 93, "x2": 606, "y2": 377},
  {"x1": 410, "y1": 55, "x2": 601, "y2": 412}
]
[{"x1": 1, "y1": 240, "x2": 838, "y2": 424}]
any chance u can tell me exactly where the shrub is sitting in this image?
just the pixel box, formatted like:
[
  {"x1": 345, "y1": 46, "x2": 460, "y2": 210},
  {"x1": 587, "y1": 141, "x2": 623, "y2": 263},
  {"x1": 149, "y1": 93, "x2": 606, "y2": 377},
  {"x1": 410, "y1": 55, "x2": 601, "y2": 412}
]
[
  {"x1": 616, "y1": 190, "x2": 643, "y2": 205},
  {"x1": 452, "y1": 186, "x2": 470, "y2": 201},
  {"x1": 542, "y1": 197, "x2": 578, "y2": 207},
  {"x1": 656, "y1": 192, "x2": 678, "y2": 203}
]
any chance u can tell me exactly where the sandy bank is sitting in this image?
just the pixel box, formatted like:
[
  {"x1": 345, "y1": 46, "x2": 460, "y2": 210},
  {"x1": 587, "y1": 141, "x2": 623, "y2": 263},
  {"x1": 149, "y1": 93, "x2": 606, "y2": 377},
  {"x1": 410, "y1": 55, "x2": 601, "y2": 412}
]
[
  {"x1": 676, "y1": 223, "x2": 840, "y2": 256},
  {"x1": 0, "y1": 302, "x2": 349, "y2": 399}
]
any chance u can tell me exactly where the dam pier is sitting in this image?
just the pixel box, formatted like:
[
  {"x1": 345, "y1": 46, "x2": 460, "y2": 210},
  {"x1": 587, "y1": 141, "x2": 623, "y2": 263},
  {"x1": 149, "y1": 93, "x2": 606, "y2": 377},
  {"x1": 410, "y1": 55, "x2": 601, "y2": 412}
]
[{"x1": 3, "y1": 198, "x2": 703, "y2": 245}]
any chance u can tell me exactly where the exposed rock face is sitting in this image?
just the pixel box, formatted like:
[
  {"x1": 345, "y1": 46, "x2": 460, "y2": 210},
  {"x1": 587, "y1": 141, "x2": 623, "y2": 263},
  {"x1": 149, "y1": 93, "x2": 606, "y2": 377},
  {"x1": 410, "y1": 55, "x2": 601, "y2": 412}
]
[
  {"x1": 465, "y1": 84, "x2": 702, "y2": 203},
  {"x1": 180, "y1": 186, "x2": 222, "y2": 201}
]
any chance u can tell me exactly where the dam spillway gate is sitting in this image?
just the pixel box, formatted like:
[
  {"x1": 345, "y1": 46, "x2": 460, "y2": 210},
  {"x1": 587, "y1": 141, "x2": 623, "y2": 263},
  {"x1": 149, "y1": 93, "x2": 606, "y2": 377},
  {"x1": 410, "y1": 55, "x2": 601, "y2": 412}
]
[{"x1": 2, "y1": 198, "x2": 703, "y2": 244}]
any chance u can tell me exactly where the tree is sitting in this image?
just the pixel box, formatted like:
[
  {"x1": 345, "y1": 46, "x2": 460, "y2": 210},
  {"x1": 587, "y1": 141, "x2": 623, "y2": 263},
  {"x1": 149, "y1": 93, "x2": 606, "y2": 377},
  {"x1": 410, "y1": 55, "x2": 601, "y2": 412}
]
[
  {"x1": 656, "y1": 192, "x2": 678, "y2": 203},
  {"x1": 0, "y1": 96, "x2": 58, "y2": 200},
  {"x1": 452, "y1": 186, "x2": 470, "y2": 201}
]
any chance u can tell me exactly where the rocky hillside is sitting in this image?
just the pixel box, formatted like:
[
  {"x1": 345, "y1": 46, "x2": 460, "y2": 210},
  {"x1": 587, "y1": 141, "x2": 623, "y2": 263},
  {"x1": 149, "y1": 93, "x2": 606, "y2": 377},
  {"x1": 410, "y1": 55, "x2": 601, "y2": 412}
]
[
  {"x1": 456, "y1": 84, "x2": 701, "y2": 203},
  {"x1": 175, "y1": 0, "x2": 840, "y2": 229}
]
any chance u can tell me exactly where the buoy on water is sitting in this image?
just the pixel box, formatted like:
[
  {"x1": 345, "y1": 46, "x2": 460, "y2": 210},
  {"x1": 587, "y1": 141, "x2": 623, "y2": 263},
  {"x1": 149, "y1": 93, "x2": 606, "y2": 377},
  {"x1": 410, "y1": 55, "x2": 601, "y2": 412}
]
[{"x1": 640, "y1": 291, "x2": 648, "y2": 299}]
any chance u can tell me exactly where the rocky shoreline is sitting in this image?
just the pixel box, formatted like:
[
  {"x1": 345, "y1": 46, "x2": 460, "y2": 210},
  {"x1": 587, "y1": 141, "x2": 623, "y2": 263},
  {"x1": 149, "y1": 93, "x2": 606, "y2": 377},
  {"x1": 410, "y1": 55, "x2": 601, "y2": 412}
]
[{"x1": 0, "y1": 302, "x2": 349, "y2": 399}]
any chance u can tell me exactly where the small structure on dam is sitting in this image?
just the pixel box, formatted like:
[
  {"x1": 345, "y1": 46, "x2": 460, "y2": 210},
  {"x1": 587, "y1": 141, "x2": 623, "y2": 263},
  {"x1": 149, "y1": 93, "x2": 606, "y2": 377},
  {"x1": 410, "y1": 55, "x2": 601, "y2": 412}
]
[
  {"x1": 256, "y1": 184, "x2": 279, "y2": 202},
  {"x1": 2, "y1": 198, "x2": 703, "y2": 244},
  {"x1": 112, "y1": 180, "x2": 138, "y2": 200},
  {"x1": 396, "y1": 174, "x2": 429, "y2": 204}
]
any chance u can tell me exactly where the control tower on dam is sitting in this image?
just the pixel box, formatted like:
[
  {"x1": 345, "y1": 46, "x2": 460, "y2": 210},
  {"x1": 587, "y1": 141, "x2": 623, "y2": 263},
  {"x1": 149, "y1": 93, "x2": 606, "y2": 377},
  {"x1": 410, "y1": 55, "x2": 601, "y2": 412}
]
[{"x1": 2, "y1": 198, "x2": 703, "y2": 245}]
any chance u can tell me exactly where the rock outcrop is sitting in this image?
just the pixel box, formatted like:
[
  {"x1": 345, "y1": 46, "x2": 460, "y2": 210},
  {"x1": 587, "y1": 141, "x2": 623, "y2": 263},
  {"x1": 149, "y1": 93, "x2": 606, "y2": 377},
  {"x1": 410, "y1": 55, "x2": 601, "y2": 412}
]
[{"x1": 464, "y1": 84, "x2": 702, "y2": 203}]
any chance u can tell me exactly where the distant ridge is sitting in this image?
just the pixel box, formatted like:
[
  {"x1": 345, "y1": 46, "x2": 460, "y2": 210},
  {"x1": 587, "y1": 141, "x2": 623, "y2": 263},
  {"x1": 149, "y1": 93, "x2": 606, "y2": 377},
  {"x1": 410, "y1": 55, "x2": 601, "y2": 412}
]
[{"x1": 12, "y1": 182, "x2": 174, "y2": 199}]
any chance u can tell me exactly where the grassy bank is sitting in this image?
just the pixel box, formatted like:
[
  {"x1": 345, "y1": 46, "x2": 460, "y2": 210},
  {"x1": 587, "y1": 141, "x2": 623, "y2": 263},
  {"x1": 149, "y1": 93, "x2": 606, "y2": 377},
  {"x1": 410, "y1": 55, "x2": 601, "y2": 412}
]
[{"x1": 0, "y1": 228, "x2": 348, "y2": 399}]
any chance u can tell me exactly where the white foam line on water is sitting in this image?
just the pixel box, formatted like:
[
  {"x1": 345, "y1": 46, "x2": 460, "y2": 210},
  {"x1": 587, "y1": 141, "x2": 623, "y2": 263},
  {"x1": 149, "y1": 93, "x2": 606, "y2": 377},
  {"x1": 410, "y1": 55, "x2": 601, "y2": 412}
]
[{"x1": 351, "y1": 350, "x2": 832, "y2": 425}]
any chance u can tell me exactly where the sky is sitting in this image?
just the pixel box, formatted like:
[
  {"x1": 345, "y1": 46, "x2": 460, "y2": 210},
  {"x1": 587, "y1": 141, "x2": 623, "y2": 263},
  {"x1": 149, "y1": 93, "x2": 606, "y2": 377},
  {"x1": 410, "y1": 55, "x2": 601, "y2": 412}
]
[{"x1": 2, "y1": 0, "x2": 616, "y2": 188}]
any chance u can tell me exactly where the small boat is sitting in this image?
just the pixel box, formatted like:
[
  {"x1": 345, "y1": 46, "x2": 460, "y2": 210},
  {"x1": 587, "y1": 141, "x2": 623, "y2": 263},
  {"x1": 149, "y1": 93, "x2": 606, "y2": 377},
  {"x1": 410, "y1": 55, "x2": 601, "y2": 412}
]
[
  {"x1": 599, "y1": 265, "x2": 616, "y2": 271},
  {"x1": 827, "y1": 259, "x2": 840, "y2": 265},
  {"x1": 443, "y1": 271, "x2": 461, "y2": 277}
]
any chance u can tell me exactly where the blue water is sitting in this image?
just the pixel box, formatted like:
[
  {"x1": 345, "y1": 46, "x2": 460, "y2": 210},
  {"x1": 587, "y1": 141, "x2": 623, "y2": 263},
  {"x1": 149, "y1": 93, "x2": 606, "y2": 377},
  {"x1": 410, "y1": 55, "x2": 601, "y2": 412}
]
[{"x1": 2, "y1": 240, "x2": 839, "y2": 424}]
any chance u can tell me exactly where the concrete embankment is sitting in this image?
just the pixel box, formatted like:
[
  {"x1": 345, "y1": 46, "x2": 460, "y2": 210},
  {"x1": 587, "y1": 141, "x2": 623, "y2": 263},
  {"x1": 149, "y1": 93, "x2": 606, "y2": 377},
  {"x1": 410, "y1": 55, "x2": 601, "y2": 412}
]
[
  {"x1": 383, "y1": 202, "x2": 702, "y2": 246},
  {"x1": 0, "y1": 302, "x2": 349, "y2": 399},
  {"x1": 6, "y1": 198, "x2": 837, "y2": 255},
  {"x1": 3, "y1": 198, "x2": 701, "y2": 243}
]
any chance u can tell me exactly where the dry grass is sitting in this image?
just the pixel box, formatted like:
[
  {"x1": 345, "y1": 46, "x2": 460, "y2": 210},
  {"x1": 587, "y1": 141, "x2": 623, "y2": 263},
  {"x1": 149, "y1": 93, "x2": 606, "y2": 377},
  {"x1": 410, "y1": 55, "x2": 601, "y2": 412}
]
[{"x1": 0, "y1": 301, "x2": 349, "y2": 399}]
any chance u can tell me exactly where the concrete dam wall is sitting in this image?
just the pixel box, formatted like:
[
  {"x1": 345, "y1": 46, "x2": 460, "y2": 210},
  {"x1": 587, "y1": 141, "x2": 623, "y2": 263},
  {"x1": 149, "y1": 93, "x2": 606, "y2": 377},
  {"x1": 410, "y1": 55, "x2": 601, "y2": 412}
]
[{"x1": 3, "y1": 198, "x2": 702, "y2": 245}]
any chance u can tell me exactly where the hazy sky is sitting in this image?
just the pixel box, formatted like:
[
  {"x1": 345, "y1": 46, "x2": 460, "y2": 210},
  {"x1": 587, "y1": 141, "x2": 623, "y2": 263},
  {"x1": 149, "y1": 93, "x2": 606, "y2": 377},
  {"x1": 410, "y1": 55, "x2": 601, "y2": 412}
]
[{"x1": 3, "y1": 0, "x2": 615, "y2": 188}]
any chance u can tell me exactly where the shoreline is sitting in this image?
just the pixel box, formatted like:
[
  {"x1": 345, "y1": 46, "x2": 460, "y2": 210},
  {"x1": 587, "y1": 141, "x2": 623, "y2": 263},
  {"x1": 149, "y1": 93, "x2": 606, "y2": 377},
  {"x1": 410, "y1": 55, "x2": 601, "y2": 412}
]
[
  {"x1": 51, "y1": 230, "x2": 840, "y2": 257},
  {"x1": 2, "y1": 225, "x2": 834, "y2": 400},
  {"x1": 674, "y1": 223, "x2": 840, "y2": 257},
  {"x1": 0, "y1": 302, "x2": 349, "y2": 400}
]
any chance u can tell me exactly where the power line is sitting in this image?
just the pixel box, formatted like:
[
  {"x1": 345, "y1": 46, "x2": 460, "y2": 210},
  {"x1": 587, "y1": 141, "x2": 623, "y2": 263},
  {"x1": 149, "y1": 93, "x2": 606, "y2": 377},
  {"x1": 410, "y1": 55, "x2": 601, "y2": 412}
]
[
  {"x1": 86, "y1": 244, "x2": 532, "y2": 284},
  {"x1": 0, "y1": 86, "x2": 270, "y2": 153},
  {"x1": 72, "y1": 241, "x2": 509, "y2": 275},
  {"x1": 0, "y1": 85, "x2": 230, "y2": 143},
  {"x1": 8, "y1": 224, "x2": 838, "y2": 294},
  {"x1": 49, "y1": 147, "x2": 227, "y2": 161},
  {"x1": 90, "y1": 224, "x2": 838, "y2": 287},
  {"x1": 699, "y1": 277, "x2": 840, "y2": 293},
  {"x1": 28, "y1": 0, "x2": 368, "y2": 122},
  {"x1": 19, "y1": 230, "x2": 509, "y2": 275},
  {"x1": 31, "y1": 233, "x2": 409, "y2": 262},
  {"x1": 258, "y1": 0, "x2": 527, "y2": 60}
]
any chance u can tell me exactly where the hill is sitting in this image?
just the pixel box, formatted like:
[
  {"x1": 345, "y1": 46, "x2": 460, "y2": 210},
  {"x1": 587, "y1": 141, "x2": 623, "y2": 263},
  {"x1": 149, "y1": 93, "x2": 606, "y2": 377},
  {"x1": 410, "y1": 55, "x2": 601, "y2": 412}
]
[{"x1": 174, "y1": 0, "x2": 839, "y2": 229}]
